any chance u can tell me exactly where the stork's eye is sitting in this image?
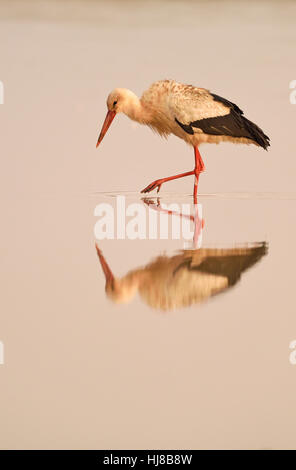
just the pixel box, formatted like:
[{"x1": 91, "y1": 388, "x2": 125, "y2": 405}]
[{"x1": 113, "y1": 100, "x2": 118, "y2": 106}]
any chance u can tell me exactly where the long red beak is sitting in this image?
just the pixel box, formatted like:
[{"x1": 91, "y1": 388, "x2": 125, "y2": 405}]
[
  {"x1": 96, "y1": 110, "x2": 116, "y2": 148},
  {"x1": 95, "y1": 243, "x2": 115, "y2": 287}
]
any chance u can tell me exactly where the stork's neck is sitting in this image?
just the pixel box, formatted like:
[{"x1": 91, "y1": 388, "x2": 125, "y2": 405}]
[{"x1": 122, "y1": 90, "x2": 151, "y2": 124}]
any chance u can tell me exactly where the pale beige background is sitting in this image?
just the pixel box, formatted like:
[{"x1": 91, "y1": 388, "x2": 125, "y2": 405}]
[{"x1": 0, "y1": 0, "x2": 296, "y2": 450}]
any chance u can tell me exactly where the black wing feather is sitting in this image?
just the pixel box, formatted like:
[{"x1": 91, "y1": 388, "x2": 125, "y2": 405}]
[
  {"x1": 195, "y1": 243, "x2": 267, "y2": 286},
  {"x1": 175, "y1": 92, "x2": 270, "y2": 150},
  {"x1": 211, "y1": 93, "x2": 244, "y2": 115},
  {"x1": 175, "y1": 117, "x2": 194, "y2": 135}
]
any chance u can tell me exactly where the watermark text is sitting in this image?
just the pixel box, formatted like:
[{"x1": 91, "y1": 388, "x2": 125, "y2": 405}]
[{"x1": 94, "y1": 196, "x2": 202, "y2": 244}]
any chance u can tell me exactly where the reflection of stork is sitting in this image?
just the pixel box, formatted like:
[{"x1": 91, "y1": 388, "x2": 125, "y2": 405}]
[{"x1": 96, "y1": 243, "x2": 267, "y2": 311}]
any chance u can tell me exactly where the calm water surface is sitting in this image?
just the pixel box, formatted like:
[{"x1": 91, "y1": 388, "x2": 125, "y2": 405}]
[{"x1": 1, "y1": 0, "x2": 296, "y2": 450}]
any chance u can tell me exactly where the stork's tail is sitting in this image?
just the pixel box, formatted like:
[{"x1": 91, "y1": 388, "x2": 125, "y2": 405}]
[{"x1": 242, "y1": 116, "x2": 270, "y2": 150}]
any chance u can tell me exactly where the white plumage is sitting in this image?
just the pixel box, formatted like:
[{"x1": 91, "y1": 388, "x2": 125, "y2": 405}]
[{"x1": 141, "y1": 80, "x2": 231, "y2": 143}]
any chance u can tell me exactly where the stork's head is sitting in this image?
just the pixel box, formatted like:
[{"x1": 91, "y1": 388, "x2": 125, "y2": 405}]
[
  {"x1": 105, "y1": 278, "x2": 138, "y2": 304},
  {"x1": 95, "y1": 243, "x2": 138, "y2": 304},
  {"x1": 96, "y1": 88, "x2": 138, "y2": 147}
]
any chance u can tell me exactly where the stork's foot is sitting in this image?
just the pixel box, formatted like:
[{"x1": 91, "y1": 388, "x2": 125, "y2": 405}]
[
  {"x1": 141, "y1": 179, "x2": 164, "y2": 194},
  {"x1": 141, "y1": 170, "x2": 196, "y2": 194},
  {"x1": 141, "y1": 197, "x2": 161, "y2": 207}
]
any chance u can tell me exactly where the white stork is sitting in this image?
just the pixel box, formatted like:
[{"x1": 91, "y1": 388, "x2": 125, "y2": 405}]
[{"x1": 96, "y1": 80, "x2": 270, "y2": 198}]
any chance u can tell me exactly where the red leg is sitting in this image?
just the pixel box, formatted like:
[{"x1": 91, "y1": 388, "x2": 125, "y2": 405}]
[
  {"x1": 141, "y1": 146, "x2": 205, "y2": 196},
  {"x1": 193, "y1": 146, "x2": 205, "y2": 203},
  {"x1": 141, "y1": 170, "x2": 195, "y2": 194}
]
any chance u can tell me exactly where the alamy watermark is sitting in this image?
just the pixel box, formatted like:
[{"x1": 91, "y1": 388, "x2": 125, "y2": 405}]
[
  {"x1": 94, "y1": 196, "x2": 203, "y2": 245},
  {"x1": 0, "y1": 341, "x2": 4, "y2": 365},
  {"x1": 0, "y1": 81, "x2": 3, "y2": 104},
  {"x1": 290, "y1": 80, "x2": 296, "y2": 104},
  {"x1": 289, "y1": 340, "x2": 296, "y2": 365}
]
